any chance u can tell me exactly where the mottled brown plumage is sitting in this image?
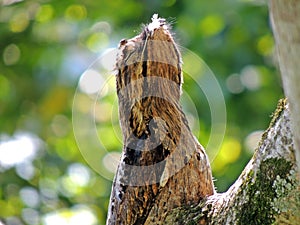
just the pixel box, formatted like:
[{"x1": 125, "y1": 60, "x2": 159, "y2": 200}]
[{"x1": 106, "y1": 14, "x2": 214, "y2": 225}]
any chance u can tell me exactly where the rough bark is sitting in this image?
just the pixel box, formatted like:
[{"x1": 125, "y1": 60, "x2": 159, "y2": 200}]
[
  {"x1": 165, "y1": 100, "x2": 299, "y2": 224},
  {"x1": 106, "y1": 11, "x2": 300, "y2": 225},
  {"x1": 269, "y1": 0, "x2": 300, "y2": 171}
]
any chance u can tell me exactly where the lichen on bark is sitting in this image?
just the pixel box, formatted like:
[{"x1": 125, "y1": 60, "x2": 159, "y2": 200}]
[
  {"x1": 260, "y1": 98, "x2": 287, "y2": 143},
  {"x1": 272, "y1": 169, "x2": 300, "y2": 224},
  {"x1": 237, "y1": 158, "x2": 293, "y2": 225}
]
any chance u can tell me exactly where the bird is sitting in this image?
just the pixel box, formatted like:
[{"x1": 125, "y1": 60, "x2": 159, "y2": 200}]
[{"x1": 106, "y1": 14, "x2": 215, "y2": 225}]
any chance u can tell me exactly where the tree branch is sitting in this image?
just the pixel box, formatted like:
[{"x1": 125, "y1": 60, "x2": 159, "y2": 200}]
[{"x1": 166, "y1": 100, "x2": 299, "y2": 224}]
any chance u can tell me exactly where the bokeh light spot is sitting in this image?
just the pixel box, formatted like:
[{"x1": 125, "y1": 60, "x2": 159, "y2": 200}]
[
  {"x1": 16, "y1": 162, "x2": 35, "y2": 180},
  {"x1": 94, "y1": 102, "x2": 113, "y2": 123},
  {"x1": 226, "y1": 74, "x2": 244, "y2": 94},
  {"x1": 199, "y1": 14, "x2": 225, "y2": 37},
  {"x1": 91, "y1": 21, "x2": 111, "y2": 34},
  {"x1": 102, "y1": 152, "x2": 121, "y2": 174},
  {"x1": 100, "y1": 48, "x2": 117, "y2": 72},
  {"x1": 65, "y1": 4, "x2": 87, "y2": 21},
  {"x1": 20, "y1": 187, "x2": 40, "y2": 208},
  {"x1": 39, "y1": 178, "x2": 59, "y2": 204},
  {"x1": 79, "y1": 69, "x2": 104, "y2": 95},
  {"x1": 0, "y1": 132, "x2": 42, "y2": 170},
  {"x1": 257, "y1": 34, "x2": 274, "y2": 56},
  {"x1": 9, "y1": 11, "x2": 29, "y2": 32},
  {"x1": 42, "y1": 205, "x2": 97, "y2": 225},
  {"x1": 36, "y1": 4, "x2": 54, "y2": 23},
  {"x1": 3, "y1": 44, "x2": 21, "y2": 66},
  {"x1": 5, "y1": 217, "x2": 23, "y2": 225},
  {"x1": 219, "y1": 138, "x2": 241, "y2": 163},
  {"x1": 240, "y1": 65, "x2": 261, "y2": 90},
  {"x1": 58, "y1": 176, "x2": 78, "y2": 197},
  {"x1": 21, "y1": 208, "x2": 40, "y2": 225},
  {"x1": 213, "y1": 138, "x2": 241, "y2": 172},
  {"x1": 51, "y1": 115, "x2": 70, "y2": 137},
  {"x1": 86, "y1": 32, "x2": 109, "y2": 52},
  {"x1": 67, "y1": 163, "x2": 91, "y2": 187}
]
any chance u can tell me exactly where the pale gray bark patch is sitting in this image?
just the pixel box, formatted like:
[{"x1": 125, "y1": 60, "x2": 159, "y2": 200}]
[{"x1": 270, "y1": 0, "x2": 300, "y2": 171}]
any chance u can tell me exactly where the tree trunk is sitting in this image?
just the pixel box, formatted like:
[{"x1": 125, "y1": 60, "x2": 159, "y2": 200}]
[
  {"x1": 269, "y1": 0, "x2": 300, "y2": 171},
  {"x1": 106, "y1": 8, "x2": 300, "y2": 224}
]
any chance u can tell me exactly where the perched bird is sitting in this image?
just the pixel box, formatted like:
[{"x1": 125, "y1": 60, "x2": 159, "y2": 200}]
[{"x1": 106, "y1": 14, "x2": 214, "y2": 225}]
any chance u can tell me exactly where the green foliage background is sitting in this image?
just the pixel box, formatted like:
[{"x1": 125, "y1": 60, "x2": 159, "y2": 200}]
[{"x1": 0, "y1": 0, "x2": 283, "y2": 224}]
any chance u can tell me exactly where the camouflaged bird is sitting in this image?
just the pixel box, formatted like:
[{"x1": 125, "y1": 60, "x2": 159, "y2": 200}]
[{"x1": 106, "y1": 14, "x2": 215, "y2": 225}]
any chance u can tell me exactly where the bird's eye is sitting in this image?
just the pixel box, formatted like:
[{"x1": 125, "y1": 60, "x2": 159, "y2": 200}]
[{"x1": 119, "y1": 39, "x2": 127, "y2": 47}]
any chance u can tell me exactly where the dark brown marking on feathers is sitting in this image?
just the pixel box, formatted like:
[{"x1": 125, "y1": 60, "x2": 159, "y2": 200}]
[{"x1": 106, "y1": 15, "x2": 215, "y2": 225}]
